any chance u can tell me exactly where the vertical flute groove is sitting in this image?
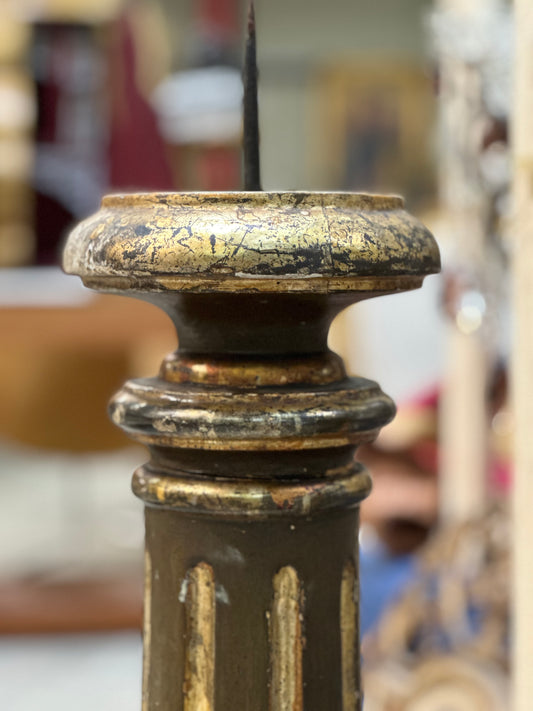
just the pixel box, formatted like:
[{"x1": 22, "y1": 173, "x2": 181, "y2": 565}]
[
  {"x1": 184, "y1": 562, "x2": 216, "y2": 711},
  {"x1": 270, "y1": 566, "x2": 304, "y2": 711},
  {"x1": 142, "y1": 549, "x2": 152, "y2": 711},
  {"x1": 341, "y1": 559, "x2": 360, "y2": 711}
]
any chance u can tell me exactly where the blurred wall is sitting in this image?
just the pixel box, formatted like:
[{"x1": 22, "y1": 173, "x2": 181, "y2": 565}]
[
  {"x1": 257, "y1": 0, "x2": 432, "y2": 190},
  {"x1": 158, "y1": 0, "x2": 433, "y2": 190}
]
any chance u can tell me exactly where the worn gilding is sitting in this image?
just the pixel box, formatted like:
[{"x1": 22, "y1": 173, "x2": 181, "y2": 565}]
[
  {"x1": 161, "y1": 352, "x2": 346, "y2": 387},
  {"x1": 133, "y1": 464, "x2": 372, "y2": 517},
  {"x1": 270, "y1": 566, "x2": 304, "y2": 711},
  {"x1": 63, "y1": 192, "x2": 440, "y2": 294},
  {"x1": 341, "y1": 560, "x2": 361, "y2": 711},
  {"x1": 183, "y1": 563, "x2": 216, "y2": 711},
  {"x1": 142, "y1": 549, "x2": 152, "y2": 711},
  {"x1": 110, "y1": 375, "x2": 395, "y2": 451}
]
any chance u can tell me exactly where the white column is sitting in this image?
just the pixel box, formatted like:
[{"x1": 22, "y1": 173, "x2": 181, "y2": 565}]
[
  {"x1": 512, "y1": 1, "x2": 533, "y2": 709},
  {"x1": 434, "y1": 0, "x2": 490, "y2": 522}
]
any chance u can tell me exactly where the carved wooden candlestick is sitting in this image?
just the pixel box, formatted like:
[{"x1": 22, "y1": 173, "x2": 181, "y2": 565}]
[{"x1": 63, "y1": 190, "x2": 439, "y2": 711}]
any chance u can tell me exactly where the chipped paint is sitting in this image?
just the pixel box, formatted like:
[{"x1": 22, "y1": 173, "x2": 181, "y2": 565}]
[
  {"x1": 234, "y1": 271, "x2": 324, "y2": 280},
  {"x1": 179, "y1": 577, "x2": 189, "y2": 603},
  {"x1": 215, "y1": 583, "x2": 230, "y2": 604}
]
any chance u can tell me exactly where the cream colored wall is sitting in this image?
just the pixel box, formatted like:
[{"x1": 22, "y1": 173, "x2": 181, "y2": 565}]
[
  {"x1": 256, "y1": 0, "x2": 432, "y2": 190},
  {"x1": 158, "y1": 0, "x2": 432, "y2": 189},
  {"x1": 257, "y1": 0, "x2": 430, "y2": 61}
]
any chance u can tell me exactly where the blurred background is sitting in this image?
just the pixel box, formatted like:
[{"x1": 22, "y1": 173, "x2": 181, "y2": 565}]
[{"x1": 0, "y1": 0, "x2": 514, "y2": 709}]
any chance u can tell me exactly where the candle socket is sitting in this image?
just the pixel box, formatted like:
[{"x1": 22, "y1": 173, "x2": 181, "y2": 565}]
[{"x1": 63, "y1": 191, "x2": 439, "y2": 711}]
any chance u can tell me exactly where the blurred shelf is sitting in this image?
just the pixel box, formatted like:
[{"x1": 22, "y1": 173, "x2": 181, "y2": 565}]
[
  {"x1": 0, "y1": 576, "x2": 142, "y2": 635},
  {"x1": 1, "y1": 286, "x2": 175, "y2": 450}
]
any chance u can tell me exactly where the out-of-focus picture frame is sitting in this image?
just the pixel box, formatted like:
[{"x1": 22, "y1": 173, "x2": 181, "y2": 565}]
[{"x1": 310, "y1": 61, "x2": 437, "y2": 208}]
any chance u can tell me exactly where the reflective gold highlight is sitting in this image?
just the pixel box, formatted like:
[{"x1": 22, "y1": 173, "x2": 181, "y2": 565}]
[
  {"x1": 161, "y1": 352, "x2": 346, "y2": 387},
  {"x1": 270, "y1": 566, "x2": 304, "y2": 711},
  {"x1": 63, "y1": 191, "x2": 440, "y2": 295},
  {"x1": 184, "y1": 563, "x2": 216, "y2": 711},
  {"x1": 341, "y1": 559, "x2": 361, "y2": 711},
  {"x1": 142, "y1": 549, "x2": 152, "y2": 711}
]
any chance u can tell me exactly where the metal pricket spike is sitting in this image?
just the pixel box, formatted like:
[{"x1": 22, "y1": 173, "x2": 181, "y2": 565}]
[{"x1": 243, "y1": 0, "x2": 261, "y2": 191}]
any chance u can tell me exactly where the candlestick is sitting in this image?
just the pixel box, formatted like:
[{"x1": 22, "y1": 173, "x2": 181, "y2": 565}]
[{"x1": 63, "y1": 190, "x2": 439, "y2": 710}]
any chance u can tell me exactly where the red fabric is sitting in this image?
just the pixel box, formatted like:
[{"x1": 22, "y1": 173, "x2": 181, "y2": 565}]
[
  {"x1": 197, "y1": 147, "x2": 240, "y2": 191},
  {"x1": 108, "y1": 14, "x2": 174, "y2": 192},
  {"x1": 196, "y1": 0, "x2": 240, "y2": 37}
]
